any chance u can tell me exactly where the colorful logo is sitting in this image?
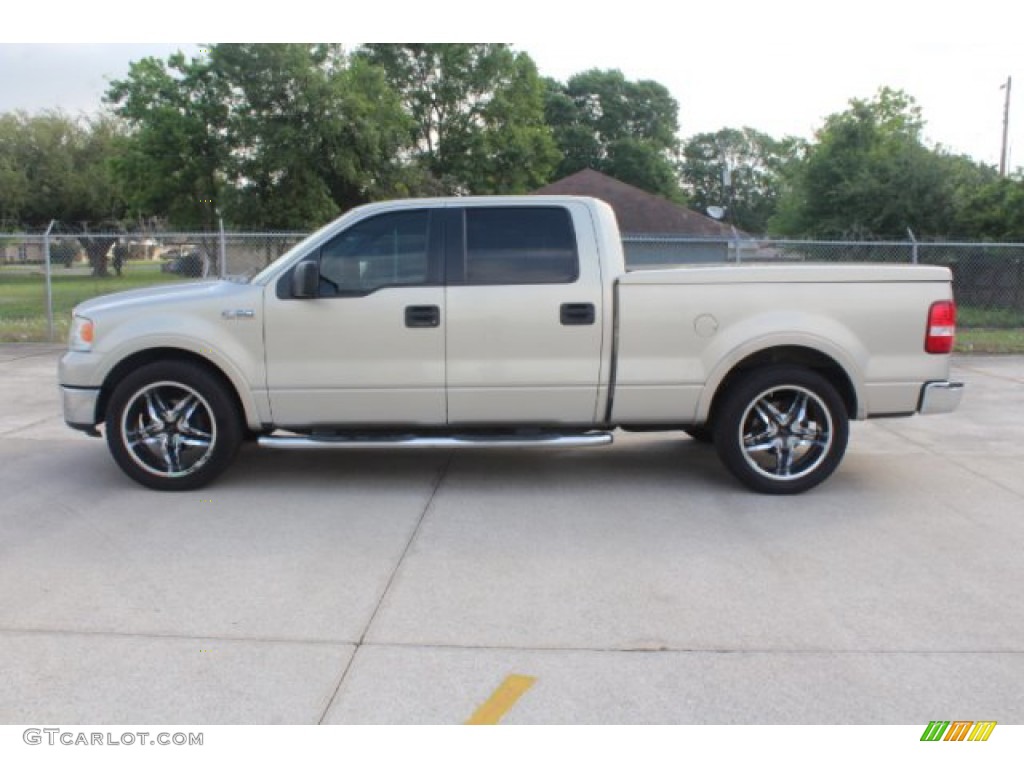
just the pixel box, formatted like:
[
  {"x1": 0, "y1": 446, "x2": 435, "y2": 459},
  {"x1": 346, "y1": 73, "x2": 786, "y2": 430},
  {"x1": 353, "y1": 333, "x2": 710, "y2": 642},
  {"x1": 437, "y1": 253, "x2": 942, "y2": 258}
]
[{"x1": 920, "y1": 721, "x2": 997, "y2": 741}]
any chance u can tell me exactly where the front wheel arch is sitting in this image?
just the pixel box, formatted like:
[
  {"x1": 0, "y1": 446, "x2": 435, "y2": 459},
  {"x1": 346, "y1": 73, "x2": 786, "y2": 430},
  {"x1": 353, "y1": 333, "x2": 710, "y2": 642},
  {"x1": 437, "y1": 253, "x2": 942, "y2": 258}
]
[{"x1": 97, "y1": 348, "x2": 251, "y2": 430}]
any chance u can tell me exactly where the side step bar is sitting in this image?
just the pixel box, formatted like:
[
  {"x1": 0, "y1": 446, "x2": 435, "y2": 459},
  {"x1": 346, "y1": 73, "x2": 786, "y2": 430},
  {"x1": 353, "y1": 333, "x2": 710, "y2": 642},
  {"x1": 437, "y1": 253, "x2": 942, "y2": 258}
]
[{"x1": 258, "y1": 431, "x2": 614, "y2": 451}]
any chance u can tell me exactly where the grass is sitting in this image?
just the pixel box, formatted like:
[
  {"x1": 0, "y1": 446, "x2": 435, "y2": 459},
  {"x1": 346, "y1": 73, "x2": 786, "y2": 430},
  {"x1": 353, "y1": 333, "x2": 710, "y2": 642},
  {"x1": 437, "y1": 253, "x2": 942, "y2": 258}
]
[
  {"x1": 0, "y1": 261, "x2": 185, "y2": 342},
  {"x1": 955, "y1": 306, "x2": 1024, "y2": 353},
  {"x1": 957, "y1": 305, "x2": 1024, "y2": 329},
  {"x1": 955, "y1": 327, "x2": 1024, "y2": 354}
]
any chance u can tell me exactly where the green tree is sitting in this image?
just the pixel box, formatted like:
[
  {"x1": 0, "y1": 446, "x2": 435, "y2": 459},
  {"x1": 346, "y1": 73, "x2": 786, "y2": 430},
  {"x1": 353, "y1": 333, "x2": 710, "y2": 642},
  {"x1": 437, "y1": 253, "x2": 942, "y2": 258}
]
[
  {"x1": 683, "y1": 127, "x2": 803, "y2": 233},
  {"x1": 107, "y1": 44, "x2": 412, "y2": 229},
  {"x1": 769, "y1": 88, "x2": 957, "y2": 238},
  {"x1": 950, "y1": 169, "x2": 1024, "y2": 240},
  {"x1": 80, "y1": 232, "x2": 119, "y2": 278},
  {"x1": 0, "y1": 111, "x2": 126, "y2": 230},
  {"x1": 359, "y1": 44, "x2": 558, "y2": 194},
  {"x1": 0, "y1": 114, "x2": 30, "y2": 228},
  {"x1": 211, "y1": 44, "x2": 412, "y2": 228},
  {"x1": 544, "y1": 69, "x2": 684, "y2": 200},
  {"x1": 106, "y1": 52, "x2": 229, "y2": 229}
]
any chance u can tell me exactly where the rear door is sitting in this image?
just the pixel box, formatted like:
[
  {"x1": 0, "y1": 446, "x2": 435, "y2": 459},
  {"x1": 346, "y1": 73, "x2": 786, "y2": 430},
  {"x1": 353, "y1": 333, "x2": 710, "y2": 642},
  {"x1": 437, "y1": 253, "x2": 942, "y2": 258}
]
[{"x1": 444, "y1": 202, "x2": 605, "y2": 425}]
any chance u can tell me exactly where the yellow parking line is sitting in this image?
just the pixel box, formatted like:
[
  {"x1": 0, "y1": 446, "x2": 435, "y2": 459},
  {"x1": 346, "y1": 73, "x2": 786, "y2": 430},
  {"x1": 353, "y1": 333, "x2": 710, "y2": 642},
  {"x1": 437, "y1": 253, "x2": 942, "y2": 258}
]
[{"x1": 465, "y1": 674, "x2": 537, "y2": 725}]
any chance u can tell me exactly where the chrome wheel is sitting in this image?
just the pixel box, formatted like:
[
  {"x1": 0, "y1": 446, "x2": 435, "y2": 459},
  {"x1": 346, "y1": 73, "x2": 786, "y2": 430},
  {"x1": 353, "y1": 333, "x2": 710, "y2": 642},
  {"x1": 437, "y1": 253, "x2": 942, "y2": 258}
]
[
  {"x1": 121, "y1": 381, "x2": 217, "y2": 478},
  {"x1": 713, "y1": 365, "x2": 849, "y2": 494},
  {"x1": 106, "y1": 360, "x2": 242, "y2": 490},
  {"x1": 739, "y1": 385, "x2": 833, "y2": 481}
]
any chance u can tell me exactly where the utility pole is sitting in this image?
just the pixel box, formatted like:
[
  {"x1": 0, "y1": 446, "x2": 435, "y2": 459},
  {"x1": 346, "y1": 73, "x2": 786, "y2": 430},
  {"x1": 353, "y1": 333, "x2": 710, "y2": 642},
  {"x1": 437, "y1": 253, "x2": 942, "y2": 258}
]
[{"x1": 1000, "y1": 76, "x2": 1012, "y2": 177}]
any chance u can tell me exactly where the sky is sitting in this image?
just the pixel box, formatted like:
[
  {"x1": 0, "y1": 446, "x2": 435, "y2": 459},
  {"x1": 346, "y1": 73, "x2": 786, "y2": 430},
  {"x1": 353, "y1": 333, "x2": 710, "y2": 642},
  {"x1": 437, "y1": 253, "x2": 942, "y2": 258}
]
[{"x1": 2, "y1": 0, "x2": 1022, "y2": 169}]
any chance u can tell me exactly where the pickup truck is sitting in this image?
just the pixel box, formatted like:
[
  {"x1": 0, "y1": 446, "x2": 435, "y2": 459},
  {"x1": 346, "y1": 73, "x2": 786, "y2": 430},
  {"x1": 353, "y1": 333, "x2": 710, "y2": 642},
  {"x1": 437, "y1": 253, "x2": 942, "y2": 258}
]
[{"x1": 58, "y1": 196, "x2": 964, "y2": 494}]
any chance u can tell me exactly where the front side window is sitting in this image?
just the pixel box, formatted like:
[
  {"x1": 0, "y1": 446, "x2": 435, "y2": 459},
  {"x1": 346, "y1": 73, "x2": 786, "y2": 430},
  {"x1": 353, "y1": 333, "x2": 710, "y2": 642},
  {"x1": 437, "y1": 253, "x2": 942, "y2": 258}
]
[
  {"x1": 464, "y1": 207, "x2": 578, "y2": 285},
  {"x1": 318, "y1": 210, "x2": 431, "y2": 296}
]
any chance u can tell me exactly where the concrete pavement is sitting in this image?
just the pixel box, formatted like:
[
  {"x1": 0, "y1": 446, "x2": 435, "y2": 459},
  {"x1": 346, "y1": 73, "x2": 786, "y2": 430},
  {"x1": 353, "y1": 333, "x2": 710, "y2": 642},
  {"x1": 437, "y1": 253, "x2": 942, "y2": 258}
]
[{"x1": 1, "y1": 345, "x2": 1021, "y2": 723}]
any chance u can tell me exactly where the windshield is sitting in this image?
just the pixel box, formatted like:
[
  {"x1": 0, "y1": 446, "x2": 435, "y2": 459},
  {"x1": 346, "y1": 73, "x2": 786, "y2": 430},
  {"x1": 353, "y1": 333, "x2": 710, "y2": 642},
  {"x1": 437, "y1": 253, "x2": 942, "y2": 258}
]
[{"x1": 250, "y1": 217, "x2": 343, "y2": 284}]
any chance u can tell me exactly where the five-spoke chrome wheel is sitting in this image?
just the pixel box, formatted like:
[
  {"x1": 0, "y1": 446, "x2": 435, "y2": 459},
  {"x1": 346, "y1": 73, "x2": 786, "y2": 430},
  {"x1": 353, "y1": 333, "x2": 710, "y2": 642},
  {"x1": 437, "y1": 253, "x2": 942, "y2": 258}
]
[
  {"x1": 714, "y1": 366, "x2": 849, "y2": 494},
  {"x1": 121, "y1": 382, "x2": 217, "y2": 478},
  {"x1": 106, "y1": 361, "x2": 242, "y2": 490},
  {"x1": 739, "y1": 385, "x2": 833, "y2": 481}
]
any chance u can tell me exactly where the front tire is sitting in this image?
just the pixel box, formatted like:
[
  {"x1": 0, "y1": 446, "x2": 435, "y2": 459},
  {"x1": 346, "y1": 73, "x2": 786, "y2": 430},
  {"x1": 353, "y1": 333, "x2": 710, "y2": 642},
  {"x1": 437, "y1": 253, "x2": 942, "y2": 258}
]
[
  {"x1": 713, "y1": 366, "x2": 849, "y2": 494},
  {"x1": 105, "y1": 361, "x2": 242, "y2": 491}
]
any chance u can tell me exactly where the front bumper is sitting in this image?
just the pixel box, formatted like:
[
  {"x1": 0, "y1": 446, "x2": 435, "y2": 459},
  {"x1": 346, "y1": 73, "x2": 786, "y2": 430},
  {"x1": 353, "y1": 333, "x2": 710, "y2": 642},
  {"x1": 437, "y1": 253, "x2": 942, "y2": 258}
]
[
  {"x1": 61, "y1": 385, "x2": 101, "y2": 432},
  {"x1": 918, "y1": 381, "x2": 965, "y2": 415}
]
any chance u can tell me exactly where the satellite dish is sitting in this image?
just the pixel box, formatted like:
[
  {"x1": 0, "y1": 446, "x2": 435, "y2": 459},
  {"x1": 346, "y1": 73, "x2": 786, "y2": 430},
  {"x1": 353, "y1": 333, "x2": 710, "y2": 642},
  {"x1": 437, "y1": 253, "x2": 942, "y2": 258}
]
[{"x1": 706, "y1": 206, "x2": 726, "y2": 220}]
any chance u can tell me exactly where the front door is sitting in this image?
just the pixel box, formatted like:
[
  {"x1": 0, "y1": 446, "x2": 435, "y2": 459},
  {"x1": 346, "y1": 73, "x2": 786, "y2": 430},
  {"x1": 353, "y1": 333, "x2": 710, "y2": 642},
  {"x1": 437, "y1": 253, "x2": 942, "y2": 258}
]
[{"x1": 263, "y1": 208, "x2": 446, "y2": 427}]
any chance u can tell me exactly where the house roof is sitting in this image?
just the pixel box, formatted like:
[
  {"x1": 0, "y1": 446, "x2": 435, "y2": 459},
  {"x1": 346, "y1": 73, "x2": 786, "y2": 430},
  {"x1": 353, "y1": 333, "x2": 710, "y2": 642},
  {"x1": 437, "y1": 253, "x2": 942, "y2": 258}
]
[{"x1": 532, "y1": 168, "x2": 735, "y2": 237}]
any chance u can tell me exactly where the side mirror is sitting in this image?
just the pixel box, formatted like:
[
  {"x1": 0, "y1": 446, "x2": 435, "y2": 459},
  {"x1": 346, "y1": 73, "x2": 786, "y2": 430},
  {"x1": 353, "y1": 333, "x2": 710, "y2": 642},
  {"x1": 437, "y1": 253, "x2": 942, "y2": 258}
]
[{"x1": 292, "y1": 261, "x2": 320, "y2": 298}]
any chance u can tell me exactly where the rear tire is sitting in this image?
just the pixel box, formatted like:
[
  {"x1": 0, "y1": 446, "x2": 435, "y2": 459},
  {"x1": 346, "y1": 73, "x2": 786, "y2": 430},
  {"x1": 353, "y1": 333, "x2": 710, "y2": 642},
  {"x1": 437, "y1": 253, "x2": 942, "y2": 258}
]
[
  {"x1": 105, "y1": 361, "x2": 242, "y2": 491},
  {"x1": 713, "y1": 365, "x2": 849, "y2": 494}
]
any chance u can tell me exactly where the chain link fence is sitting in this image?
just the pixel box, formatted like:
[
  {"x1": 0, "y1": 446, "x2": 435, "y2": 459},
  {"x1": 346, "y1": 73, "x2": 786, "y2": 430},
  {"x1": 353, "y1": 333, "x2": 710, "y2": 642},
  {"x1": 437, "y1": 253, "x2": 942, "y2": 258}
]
[
  {"x1": 0, "y1": 230, "x2": 305, "y2": 341},
  {"x1": 2, "y1": 230, "x2": 1022, "y2": 342}
]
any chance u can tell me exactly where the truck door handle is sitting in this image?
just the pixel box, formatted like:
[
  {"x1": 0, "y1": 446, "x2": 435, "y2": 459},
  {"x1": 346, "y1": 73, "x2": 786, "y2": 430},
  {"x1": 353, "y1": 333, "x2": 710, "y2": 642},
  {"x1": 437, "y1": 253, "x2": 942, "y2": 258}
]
[
  {"x1": 405, "y1": 305, "x2": 441, "y2": 328},
  {"x1": 560, "y1": 303, "x2": 595, "y2": 326}
]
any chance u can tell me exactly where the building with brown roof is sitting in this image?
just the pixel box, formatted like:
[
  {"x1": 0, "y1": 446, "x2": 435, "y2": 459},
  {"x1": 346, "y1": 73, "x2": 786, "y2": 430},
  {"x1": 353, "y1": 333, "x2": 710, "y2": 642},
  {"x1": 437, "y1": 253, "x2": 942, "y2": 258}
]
[{"x1": 533, "y1": 168, "x2": 742, "y2": 265}]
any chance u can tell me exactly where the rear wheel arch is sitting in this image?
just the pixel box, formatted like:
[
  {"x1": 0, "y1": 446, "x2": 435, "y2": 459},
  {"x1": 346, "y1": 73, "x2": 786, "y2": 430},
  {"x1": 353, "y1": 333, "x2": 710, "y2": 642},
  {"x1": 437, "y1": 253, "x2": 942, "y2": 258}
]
[{"x1": 703, "y1": 345, "x2": 858, "y2": 430}]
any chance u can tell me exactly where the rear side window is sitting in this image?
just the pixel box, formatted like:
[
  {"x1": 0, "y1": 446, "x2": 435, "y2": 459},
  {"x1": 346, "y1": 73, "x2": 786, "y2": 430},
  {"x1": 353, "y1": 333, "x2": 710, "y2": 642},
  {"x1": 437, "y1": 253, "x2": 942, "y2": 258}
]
[{"x1": 464, "y1": 207, "x2": 578, "y2": 285}]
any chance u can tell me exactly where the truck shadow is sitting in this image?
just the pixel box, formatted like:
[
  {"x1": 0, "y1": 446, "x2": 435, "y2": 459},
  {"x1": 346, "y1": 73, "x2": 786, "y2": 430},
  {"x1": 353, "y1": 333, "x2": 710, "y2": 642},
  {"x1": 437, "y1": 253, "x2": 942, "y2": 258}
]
[{"x1": 224, "y1": 433, "x2": 737, "y2": 494}]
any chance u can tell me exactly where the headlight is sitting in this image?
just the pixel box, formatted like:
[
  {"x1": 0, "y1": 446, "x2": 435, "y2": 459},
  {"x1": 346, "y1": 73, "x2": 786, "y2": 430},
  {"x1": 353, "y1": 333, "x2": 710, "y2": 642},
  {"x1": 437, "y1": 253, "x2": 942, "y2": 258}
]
[{"x1": 69, "y1": 315, "x2": 95, "y2": 352}]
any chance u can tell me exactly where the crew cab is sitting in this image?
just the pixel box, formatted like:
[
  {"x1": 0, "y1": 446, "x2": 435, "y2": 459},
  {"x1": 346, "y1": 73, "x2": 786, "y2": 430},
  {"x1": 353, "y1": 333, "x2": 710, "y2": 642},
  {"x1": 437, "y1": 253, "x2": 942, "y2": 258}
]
[{"x1": 58, "y1": 196, "x2": 964, "y2": 494}]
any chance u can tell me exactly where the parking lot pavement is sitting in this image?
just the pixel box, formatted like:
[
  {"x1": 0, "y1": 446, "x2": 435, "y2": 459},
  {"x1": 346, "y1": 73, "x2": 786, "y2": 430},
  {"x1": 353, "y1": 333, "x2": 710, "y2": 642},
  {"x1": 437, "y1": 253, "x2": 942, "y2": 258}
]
[{"x1": 1, "y1": 346, "x2": 1022, "y2": 723}]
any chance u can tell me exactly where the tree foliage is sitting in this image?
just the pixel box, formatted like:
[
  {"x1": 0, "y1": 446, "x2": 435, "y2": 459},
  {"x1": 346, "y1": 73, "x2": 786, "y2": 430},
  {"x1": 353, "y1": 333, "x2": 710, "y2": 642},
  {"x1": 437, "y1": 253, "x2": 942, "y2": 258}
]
[
  {"x1": 767, "y1": 87, "x2": 1003, "y2": 239},
  {"x1": 358, "y1": 44, "x2": 558, "y2": 195},
  {"x1": 945, "y1": 161, "x2": 1024, "y2": 240},
  {"x1": 0, "y1": 111, "x2": 125, "y2": 230},
  {"x1": 683, "y1": 127, "x2": 803, "y2": 233},
  {"x1": 105, "y1": 52, "x2": 230, "y2": 230},
  {"x1": 6, "y1": 51, "x2": 1024, "y2": 242},
  {"x1": 212, "y1": 44, "x2": 414, "y2": 227},
  {"x1": 544, "y1": 69, "x2": 684, "y2": 200},
  {"x1": 106, "y1": 44, "x2": 412, "y2": 229}
]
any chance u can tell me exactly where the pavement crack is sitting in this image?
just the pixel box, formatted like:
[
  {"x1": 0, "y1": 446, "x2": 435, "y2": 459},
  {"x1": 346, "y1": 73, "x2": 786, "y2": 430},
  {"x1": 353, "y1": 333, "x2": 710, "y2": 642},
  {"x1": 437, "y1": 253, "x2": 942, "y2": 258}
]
[
  {"x1": 316, "y1": 452, "x2": 455, "y2": 725},
  {"x1": 0, "y1": 348, "x2": 64, "y2": 362},
  {"x1": 0, "y1": 626, "x2": 351, "y2": 646},
  {"x1": 0, "y1": 416, "x2": 55, "y2": 437},
  {"x1": 2, "y1": 628, "x2": 1020, "y2": 657},
  {"x1": 954, "y1": 362, "x2": 1024, "y2": 385},
  {"x1": 871, "y1": 420, "x2": 1024, "y2": 499},
  {"x1": 353, "y1": 640, "x2": 1024, "y2": 656}
]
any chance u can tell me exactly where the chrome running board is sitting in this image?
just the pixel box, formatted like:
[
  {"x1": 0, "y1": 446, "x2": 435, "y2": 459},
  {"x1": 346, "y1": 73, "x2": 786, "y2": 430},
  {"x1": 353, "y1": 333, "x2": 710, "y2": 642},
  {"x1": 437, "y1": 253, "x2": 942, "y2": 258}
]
[{"x1": 258, "y1": 431, "x2": 614, "y2": 451}]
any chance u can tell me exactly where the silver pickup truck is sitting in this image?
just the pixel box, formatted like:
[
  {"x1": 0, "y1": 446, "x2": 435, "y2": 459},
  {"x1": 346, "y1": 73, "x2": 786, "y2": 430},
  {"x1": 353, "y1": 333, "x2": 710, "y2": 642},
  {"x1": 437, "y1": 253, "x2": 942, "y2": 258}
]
[{"x1": 58, "y1": 196, "x2": 963, "y2": 494}]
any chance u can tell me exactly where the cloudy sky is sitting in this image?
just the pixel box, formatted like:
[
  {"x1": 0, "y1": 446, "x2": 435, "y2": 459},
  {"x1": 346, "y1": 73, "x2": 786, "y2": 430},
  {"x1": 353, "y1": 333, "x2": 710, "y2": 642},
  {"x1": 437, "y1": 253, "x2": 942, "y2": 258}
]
[{"x1": 2, "y1": 0, "x2": 1021, "y2": 168}]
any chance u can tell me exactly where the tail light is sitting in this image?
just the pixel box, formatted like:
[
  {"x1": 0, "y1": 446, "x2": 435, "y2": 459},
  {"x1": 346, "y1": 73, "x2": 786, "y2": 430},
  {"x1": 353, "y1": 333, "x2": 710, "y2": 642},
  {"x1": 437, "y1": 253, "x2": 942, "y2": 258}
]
[{"x1": 926, "y1": 300, "x2": 956, "y2": 354}]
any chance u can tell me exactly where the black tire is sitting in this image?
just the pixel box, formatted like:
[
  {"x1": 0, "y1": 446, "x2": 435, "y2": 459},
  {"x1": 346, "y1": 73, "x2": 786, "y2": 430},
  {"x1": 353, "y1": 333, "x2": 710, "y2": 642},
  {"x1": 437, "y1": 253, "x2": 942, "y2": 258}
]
[
  {"x1": 682, "y1": 425, "x2": 714, "y2": 444},
  {"x1": 713, "y1": 365, "x2": 849, "y2": 495},
  {"x1": 105, "y1": 361, "x2": 243, "y2": 491}
]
